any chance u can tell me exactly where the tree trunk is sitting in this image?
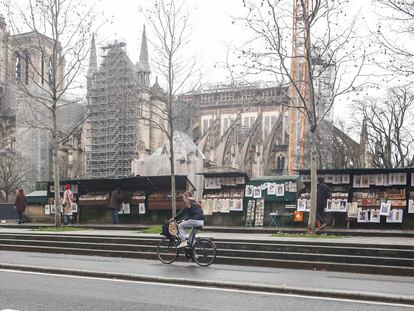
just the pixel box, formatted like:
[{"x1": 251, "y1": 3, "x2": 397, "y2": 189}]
[
  {"x1": 307, "y1": 129, "x2": 318, "y2": 234},
  {"x1": 169, "y1": 129, "x2": 176, "y2": 218},
  {"x1": 53, "y1": 110, "x2": 61, "y2": 227}
]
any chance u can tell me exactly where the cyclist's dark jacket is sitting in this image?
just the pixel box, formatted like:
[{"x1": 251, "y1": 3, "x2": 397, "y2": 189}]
[{"x1": 175, "y1": 200, "x2": 204, "y2": 221}]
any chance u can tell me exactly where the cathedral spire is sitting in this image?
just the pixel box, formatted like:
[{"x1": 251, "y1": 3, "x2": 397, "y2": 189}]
[
  {"x1": 137, "y1": 25, "x2": 151, "y2": 87},
  {"x1": 87, "y1": 32, "x2": 97, "y2": 77},
  {"x1": 139, "y1": 25, "x2": 150, "y2": 72}
]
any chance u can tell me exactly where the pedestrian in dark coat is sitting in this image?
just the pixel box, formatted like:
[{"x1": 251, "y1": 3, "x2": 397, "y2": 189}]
[
  {"x1": 108, "y1": 188, "x2": 123, "y2": 224},
  {"x1": 15, "y1": 189, "x2": 27, "y2": 224},
  {"x1": 316, "y1": 177, "x2": 331, "y2": 229}
]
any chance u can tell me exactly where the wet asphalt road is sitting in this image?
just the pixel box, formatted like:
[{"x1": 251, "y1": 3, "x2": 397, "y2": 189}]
[{"x1": 0, "y1": 270, "x2": 413, "y2": 311}]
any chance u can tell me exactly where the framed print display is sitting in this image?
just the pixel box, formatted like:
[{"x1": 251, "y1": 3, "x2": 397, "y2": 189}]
[
  {"x1": 331, "y1": 199, "x2": 340, "y2": 212},
  {"x1": 253, "y1": 186, "x2": 262, "y2": 199},
  {"x1": 370, "y1": 209, "x2": 380, "y2": 223},
  {"x1": 267, "y1": 183, "x2": 276, "y2": 195},
  {"x1": 339, "y1": 200, "x2": 347, "y2": 212},
  {"x1": 380, "y1": 202, "x2": 391, "y2": 216},
  {"x1": 139, "y1": 203, "x2": 146, "y2": 214},
  {"x1": 212, "y1": 199, "x2": 220, "y2": 213},
  {"x1": 122, "y1": 203, "x2": 130, "y2": 214},
  {"x1": 393, "y1": 209, "x2": 403, "y2": 223},
  {"x1": 297, "y1": 199, "x2": 307, "y2": 212},
  {"x1": 386, "y1": 209, "x2": 395, "y2": 223},
  {"x1": 388, "y1": 173, "x2": 395, "y2": 185},
  {"x1": 357, "y1": 208, "x2": 369, "y2": 223},
  {"x1": 44, "y1": 205, "x2": 50, "y2": 215},
  {"x1": 326, "y1": 175, "x2": 334, "y2": 183},
  {"x1": 275, "y1": 184, "x2": 285, "y2": 197},
  {"x1": 245, "y1": 185, "x2": 253, "y2": 197},
  {"x1": 383, "y1": 174, "x2": 389, "y2": 186},
  {"x1": 397, "y1": 173, "x2": 407, "y2": 185},
  {"x1": 305, "y1": 199, "x2": 311, "y2": 212},
  {"x1": 230, "y1": 199, "x2": 243, "y2": 212},
  {"x1": 360, "y1": 175, "x2": 369, "y2": 188},
  {"x1": 325, "y1": 199, "x2": 332, "y2": 212},
  {"x1": 50, "y1": 205, "x2": 56, "y2": 214},
  {"x1": 368, "y1": 175, "x2": 376, "y2": 185},
  {"x1": 207, "y1": 199, "x2": 214, "y2": 215},
  {"x1": 236, "y1": 177, "x2": 245, "y2": 184},
  {"x1": 254, "y1": 198, "x2": 265, "y2": 227},
  {"x1": 71, "y1": 203, "x2": 78, "y2": 213},
  {"x1": 353, "y1": 175, "x2": 361, "y2": 188},
  {"x1": 245, "y1": 200, "x2": 255, "y2": 226},
  {"x1": 375, "y1": 174, "x2": 384, "y2": 186},
  {"x1": 221, "y1": 199, "x2": 230, "y2": 213},
  {"x1": 347, "y1": 202, "x2": 358, "y2": 218},
  {"x1": 409, "y1": 200, "x2": 414, "y2": 214},
  {"x1": 333, "y1": 174, "x2": 342, "y2": 185},
  {"x1": 341, "y1": 174, "x2": 350, "y2": 184}
]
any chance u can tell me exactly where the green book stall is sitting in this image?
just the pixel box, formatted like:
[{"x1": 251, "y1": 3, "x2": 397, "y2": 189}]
[
  {"x1": 200, "y1": 172, "x2": 249, "y2": 226},
  {"x1": 244, "y1": 176, "x2": 299, "y2": 227}
]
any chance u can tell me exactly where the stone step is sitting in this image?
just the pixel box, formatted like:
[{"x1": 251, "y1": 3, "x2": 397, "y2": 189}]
[
  {"x1": 1, "y1": 238, "x2": 413, "y2": 268},
  {"x1": 0, "y1": 243, "x2": 413, "y2": 277}
]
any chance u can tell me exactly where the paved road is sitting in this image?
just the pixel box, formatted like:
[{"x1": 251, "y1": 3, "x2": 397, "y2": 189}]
[
  {"x1": 0, "y1": 269, "x2": 413, "y2": 311},
  {"x1": 0, "y1": 251, "x2": 414, "y2": 299}
]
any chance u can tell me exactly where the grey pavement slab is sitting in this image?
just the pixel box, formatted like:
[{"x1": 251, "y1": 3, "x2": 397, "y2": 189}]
[
  {"x1": 0, "y1": 250, "x2": 413, "y2": 299},
  {"x1": 1, "y1": 227, "x2": 414, "y2": 246}
]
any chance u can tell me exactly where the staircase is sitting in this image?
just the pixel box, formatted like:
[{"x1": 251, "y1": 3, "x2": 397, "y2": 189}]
[{"x1": 0, "y1": 232, "x2": 413, "y2": 276}]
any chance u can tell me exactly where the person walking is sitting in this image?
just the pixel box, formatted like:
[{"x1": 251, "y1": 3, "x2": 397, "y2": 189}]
[
  {"x1": 14, "y1": 189, "x2": 27, "y2": 224},
  {"x1": 108, "y1": 188, "x2": 123, "y2": 224},
  {"x1": 316, "y1": 176, "x2": 331, "y2": 230},
  {"x1": 61, "y1": 184, "x2": 73, "y2": 225}
]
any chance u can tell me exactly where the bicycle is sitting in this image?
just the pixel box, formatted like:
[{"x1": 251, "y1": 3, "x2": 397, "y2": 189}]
[{"x1": 156, "y1": 220, "x2": 217, "y2": 267}]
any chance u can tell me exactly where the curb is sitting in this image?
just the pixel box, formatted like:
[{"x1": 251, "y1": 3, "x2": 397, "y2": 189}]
[{"x1": 0, "y1": 263, "x2": 413, "y2": 306}]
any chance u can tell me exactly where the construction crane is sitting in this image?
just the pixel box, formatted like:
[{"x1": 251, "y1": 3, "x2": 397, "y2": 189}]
[{"x1": 288, "y1": 0, "x2": 309, "y2": 174}]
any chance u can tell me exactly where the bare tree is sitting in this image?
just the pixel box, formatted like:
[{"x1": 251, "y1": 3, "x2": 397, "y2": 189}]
[
  {"x1": 0, "y1": 149, "x2": 36, "y2": 202},
  {"x1": 240, "y1": 0, "x2": 365, "y2": 233},
  {"x1": 141, "y1": 0, "x2": 198, "y2": 217},
  {"x1": 4, "y1": 0, "x2": 98, "y2": 226},
  {"x1": 354, "y1": 86, "x2": 414, "y2": 168},
  {"x1": 375, "y1": 1, "x2": 414, "y2": 76}
]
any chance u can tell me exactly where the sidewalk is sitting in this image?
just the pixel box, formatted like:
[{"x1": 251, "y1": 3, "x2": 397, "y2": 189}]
[
  {"x1": 1, "y1": 226, "x2": 414, "y2": 247},
  {"x1": 0, "y1": 250, "x2": 413, "y2": 304}
]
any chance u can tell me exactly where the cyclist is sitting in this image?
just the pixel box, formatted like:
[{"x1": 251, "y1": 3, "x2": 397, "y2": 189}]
[{"x1": 171, "y1": 191, "x2": 204, "y2": 248}]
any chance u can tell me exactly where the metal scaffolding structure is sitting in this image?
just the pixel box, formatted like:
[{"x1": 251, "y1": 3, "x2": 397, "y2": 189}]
[{"x1": 86, "y1": 41, "x2": 141, "y2": 178}]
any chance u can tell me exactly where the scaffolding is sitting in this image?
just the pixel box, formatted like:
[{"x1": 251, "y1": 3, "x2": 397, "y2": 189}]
[{"x1": 86, "y1": 41, "x2": 140, "y2": 178}]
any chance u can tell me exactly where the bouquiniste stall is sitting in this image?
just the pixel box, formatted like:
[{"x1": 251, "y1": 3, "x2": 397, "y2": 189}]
[{"x1": 298, "y1": 167, "x2": 414, "y2": 228}]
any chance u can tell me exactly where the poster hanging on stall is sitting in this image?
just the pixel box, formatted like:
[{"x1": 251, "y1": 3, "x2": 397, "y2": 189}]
[
  {"x1": 267, "y1": 183, "x2": 276, "y2": 195},
  {"x1": 230, "y1": 199, "x2": 243, "y2": 212},
  {"x1": 221, "y1": 199, "x2": 231, "y2": 213},
  {"x1": 245, "y1": 200, "x2": 255, "y2": 226},
  {"x1": 44, "y1": 205, "x2": 50, "y2": 215},
  {"x1": 253, "y1": 186, "x2": 262, "y2": 199},
  {"x1": 408, "y1": 200, "x2": 414, "y2": 214},
  {"x1": 370, "y1": 209, "x2": 380, "y2": 223},
  {"x1": 254, "y1": 198, "x2": 265, "y2": 227},
  {"x1": 275, "y1": 184, "x2": 284, "y2": 197},
  {"x1": 380, "y1": 202, "x2": 391, "y2": 216},
  {"x1": 245, "y1": 185, "x2": 253, "y2": 197},
  {"x1": 357, "y1": 209, "x2": 369, "y2": 223},
  {"x1": 139, "y1": 203, "x2": 146, "y2": 214}
]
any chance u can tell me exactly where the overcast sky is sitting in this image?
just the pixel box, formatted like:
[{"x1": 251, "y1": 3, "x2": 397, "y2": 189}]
[
  {"x1": 95, "y1": 0, "x2": 390, "y2": 126},
  {"x1": 97, "y1": 0, "x2": 246, "y2": 83}
]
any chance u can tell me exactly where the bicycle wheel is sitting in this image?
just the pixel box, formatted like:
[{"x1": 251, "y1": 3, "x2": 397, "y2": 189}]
[
  {"x1": 156, "y1": 237, "x2": 178, "y2": 264},
  {"x1": 192, "y1": 238, "x2": 217, "y2": 267}
]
